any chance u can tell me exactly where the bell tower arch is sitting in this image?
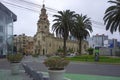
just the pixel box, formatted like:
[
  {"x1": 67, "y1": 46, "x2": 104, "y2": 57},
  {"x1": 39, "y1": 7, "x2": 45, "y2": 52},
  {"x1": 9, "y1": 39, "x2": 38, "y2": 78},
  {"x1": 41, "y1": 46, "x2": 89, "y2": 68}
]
[{"x1": 37, "y1": 4, "x2": 49, "y2": 34}]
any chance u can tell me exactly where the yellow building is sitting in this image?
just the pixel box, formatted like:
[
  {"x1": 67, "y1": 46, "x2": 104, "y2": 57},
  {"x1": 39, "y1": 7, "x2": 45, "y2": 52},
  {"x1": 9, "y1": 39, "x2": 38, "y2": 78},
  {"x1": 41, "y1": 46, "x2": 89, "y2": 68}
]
[
  {"x1": 14, "y1": 4, "x2": 88, "y2": 55},
  {"x1": 13, "y1": 34, "x2": 33, "y2": 55},
  {"x1": 33, "y1": 4, "x2": 88, "y2": 55}
]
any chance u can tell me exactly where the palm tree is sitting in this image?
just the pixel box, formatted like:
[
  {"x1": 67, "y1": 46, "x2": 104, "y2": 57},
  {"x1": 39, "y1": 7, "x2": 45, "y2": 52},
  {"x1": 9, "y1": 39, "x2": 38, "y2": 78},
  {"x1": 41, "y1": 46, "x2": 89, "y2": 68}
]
[
  {"x1": 103, "y1": 0, "x2": 120, "y2": 33},
  {"x1": 71, "y1": 14, "x2": 92, "y2": 55},
  {"x1": 52, "y1": 10, "x2": 76, "y2": 57}
]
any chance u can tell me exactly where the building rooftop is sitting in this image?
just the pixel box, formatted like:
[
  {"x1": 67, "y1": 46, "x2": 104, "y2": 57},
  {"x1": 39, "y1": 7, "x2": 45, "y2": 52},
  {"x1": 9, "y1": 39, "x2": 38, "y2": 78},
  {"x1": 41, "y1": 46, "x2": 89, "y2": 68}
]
[{"x1": 0, "y1": 2, "x2": 17, "y2": 21}]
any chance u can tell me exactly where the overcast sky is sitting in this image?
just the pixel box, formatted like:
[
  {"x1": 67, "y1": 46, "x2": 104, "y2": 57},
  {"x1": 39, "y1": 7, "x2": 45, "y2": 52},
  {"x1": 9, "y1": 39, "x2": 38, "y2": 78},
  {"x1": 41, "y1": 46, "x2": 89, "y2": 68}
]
[{"x1": 1, "y1": 0, "x2": 120, "y2": 41}]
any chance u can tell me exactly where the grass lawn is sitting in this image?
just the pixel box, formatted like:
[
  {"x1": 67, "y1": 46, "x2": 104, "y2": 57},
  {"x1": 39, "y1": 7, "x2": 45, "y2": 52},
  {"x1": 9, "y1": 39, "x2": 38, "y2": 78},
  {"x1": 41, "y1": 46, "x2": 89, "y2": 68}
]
[{"x1": 66, "y1": 55, "x2": 120, "y2": 64}]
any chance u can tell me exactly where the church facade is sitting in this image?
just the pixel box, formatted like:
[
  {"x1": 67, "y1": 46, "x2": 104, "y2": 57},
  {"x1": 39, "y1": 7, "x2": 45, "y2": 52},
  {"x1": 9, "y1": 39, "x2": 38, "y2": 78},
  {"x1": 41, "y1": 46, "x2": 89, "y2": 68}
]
[
  {"x1": 33, "y1": 4, "x2": 88, "y2": 55},
  {"x1": 14, "y1": 5, "x2": 88, "y2": 55}
]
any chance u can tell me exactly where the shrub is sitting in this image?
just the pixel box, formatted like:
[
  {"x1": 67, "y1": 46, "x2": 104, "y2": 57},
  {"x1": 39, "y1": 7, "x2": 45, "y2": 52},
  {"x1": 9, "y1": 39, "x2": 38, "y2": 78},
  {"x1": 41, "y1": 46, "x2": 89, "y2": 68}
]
[
  {"x1": 43, "y1": 56, "x2": 70, "y2": 70},
  {"x1": 87, "y1": 48, "x2": 94, "y2": 55},
  {"x1": 57, "y1": 48, "x2": 64, "y2": 53},
  {"x1": 67, "y1": 48, "x2": 74, "y2": 53},
  {"x1": 32, "y1": 53, "x2": 39, "y2": 57},
  {"x1": 45, "y1": 54, "x2": 52, "y2": 58},
  {"x1": 7, "y1": 53, "x2": 23, "y2": 63}
]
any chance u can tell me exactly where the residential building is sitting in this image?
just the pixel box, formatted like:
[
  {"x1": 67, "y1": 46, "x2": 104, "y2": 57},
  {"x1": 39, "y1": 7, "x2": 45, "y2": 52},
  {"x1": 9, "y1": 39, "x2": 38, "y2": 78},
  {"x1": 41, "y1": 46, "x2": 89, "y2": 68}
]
[
  {"x1": 13, "y1": 34, "x2": 33, "y2": 54},
  {"x1": 87, "y1": 34, "x2": 120, "y2": 56},
  {"x1": 87, "y1": 34, "x2": 108, "y2": 48}
]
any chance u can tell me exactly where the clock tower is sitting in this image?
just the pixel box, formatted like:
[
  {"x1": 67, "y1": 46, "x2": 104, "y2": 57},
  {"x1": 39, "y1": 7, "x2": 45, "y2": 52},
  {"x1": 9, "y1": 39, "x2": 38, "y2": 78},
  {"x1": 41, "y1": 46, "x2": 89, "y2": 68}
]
[
  {"x1": 34, "y1": 4, "x2": 50, "y2": 55},
  {"x1": 37, "y1": 4, "x2": 49, "y2": 34}
]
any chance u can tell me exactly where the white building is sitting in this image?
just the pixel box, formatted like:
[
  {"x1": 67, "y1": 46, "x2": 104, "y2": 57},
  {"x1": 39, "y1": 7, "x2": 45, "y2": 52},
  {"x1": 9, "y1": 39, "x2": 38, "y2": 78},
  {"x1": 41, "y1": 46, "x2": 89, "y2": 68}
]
[{"x1": 87, "y1": 34, "x2": 108, "y2": 48}]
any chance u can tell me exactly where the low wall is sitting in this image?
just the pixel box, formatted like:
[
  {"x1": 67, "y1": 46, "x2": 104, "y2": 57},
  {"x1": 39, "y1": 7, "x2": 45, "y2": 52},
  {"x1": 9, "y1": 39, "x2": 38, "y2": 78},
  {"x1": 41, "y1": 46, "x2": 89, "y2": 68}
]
[{"x1": 99, "y1": 48, "x2": 120, "y2": 56}]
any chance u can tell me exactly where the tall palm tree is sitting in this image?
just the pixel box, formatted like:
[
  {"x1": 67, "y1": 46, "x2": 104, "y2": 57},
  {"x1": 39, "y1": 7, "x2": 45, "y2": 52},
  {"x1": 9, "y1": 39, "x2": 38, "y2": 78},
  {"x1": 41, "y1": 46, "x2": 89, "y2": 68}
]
[
  {"x1": 104, "y1": 0, "x2": 120, "y2": 33},
  {"x1": 52, "y1": 10, "x2": 76, "y2": 56},
  {"x1": 72, "y1": 14, "x2": 92, "y2": 55}
]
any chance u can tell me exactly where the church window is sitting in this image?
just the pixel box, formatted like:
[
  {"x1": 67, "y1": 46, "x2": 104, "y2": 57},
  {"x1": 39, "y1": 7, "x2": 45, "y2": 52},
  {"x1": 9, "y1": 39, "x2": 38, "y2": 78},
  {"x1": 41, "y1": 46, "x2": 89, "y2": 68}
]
[
  {"x1": 42, "y1": 37, "x2": 45, "y2": 41},
  {"x1": 59, "y1": 46, "x2": 61, "y2": 49},
  {"x1": 38, "y1": 41, "x2": 40, "y2": 45},
  {"x1": 84, "y1": 45, "x2": 86, "y2": 49},
  {"x1": 45, "y1": 26, "x2": 47, "y2": 28},
  {"x1": 49, "y1": 43, "x2": 51, "y2": 47}
]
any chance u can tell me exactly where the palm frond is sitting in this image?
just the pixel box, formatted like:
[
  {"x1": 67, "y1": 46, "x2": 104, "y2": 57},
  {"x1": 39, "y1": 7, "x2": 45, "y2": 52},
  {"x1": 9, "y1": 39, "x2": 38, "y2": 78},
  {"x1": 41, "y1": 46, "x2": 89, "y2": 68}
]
[{"x1": 104, "y1": 0, "x2": 120, "y2": 33}]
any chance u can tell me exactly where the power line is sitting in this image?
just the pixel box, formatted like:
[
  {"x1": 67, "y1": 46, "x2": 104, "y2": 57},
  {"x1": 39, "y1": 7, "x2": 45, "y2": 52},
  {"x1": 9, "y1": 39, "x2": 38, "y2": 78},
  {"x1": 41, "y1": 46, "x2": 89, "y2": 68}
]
[
  {"x1": 7, "y1": 0, "x2": 58, "y2": 13},
  {"x1": 6, "y1": 0, "x2": 58, "y2": 15},
  {"x1": 18, "y1": 0, "x2": 105, "y2": 27},
  {"x1": 1, "y1": 1, "x2": 55, "y2": 16},
  {"x1": 2, "y1": 0, "x2": 105, "y2": 29},
  {"x1": 1, "y1": 1, "x2": 39, "y2": 12},
  {"x1": 20, "y1": 0, "x2": 58, "y2": 12}
]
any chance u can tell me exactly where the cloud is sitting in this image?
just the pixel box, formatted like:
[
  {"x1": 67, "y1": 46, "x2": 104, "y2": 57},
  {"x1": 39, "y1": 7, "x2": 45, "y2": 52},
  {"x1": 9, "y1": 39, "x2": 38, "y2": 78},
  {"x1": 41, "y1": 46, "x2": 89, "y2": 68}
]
[{"x1": 3, "y1": 0, "x2": 120, "y2": 41}]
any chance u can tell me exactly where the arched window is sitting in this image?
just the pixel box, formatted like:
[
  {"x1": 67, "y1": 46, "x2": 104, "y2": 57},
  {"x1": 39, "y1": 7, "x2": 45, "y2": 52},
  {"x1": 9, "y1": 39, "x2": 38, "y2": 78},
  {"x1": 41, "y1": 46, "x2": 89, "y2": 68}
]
[{"x1": 84, "y1": 45, "x2": 86, "y2": 49}]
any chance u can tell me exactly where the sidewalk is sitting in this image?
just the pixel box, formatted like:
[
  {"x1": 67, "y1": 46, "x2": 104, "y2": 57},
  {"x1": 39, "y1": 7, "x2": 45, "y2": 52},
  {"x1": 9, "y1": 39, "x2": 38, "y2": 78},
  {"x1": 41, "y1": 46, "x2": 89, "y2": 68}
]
[
  {"x1": 0, "y1": 56, "x2": 120, "y2": 80},
  {"x1": 0, "y1": 69, "x2": 120, "y2": 80},
  {"x1": 0, "y1": 69, "x2": 32, "y2": 80}
]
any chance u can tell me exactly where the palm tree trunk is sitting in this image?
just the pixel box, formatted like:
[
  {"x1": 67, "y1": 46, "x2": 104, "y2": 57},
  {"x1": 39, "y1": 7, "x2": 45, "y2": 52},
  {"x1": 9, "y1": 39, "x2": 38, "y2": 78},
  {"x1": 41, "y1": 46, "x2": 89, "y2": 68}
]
[
  {"x1": 79, "y1": 38, "x2": 82, "y2": 55},
  {"x1": 63, "y1": 37, "x2": 66, "y2": 57}
]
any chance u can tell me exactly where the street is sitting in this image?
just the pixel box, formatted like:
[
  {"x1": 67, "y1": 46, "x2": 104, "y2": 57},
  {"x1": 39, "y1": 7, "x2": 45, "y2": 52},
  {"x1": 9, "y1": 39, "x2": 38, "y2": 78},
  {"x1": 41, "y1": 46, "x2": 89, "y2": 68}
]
[{"x1": 0, "y1": 56, "x2": 120, "y2": 77}]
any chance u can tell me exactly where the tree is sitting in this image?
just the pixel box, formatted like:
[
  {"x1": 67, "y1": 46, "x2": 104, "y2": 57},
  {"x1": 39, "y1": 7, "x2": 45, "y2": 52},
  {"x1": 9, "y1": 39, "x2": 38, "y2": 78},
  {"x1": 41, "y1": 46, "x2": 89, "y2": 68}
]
[
  {"x1": 71, "y1": 14, "x2": 92, "y2": 55},
  {"x1": 52, "y1": 10, "x2": 76, "y2": 56},
  {"x1": 104, "y1": 0, "x2": 120, "y2": 33}
]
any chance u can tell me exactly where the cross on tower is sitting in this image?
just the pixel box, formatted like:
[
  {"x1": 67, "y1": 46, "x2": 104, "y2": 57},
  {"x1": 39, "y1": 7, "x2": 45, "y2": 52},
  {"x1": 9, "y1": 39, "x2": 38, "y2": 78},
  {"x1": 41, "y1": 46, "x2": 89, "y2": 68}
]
[{"x1": 43, "y1": 0, "x2": 45, "y2": 4}]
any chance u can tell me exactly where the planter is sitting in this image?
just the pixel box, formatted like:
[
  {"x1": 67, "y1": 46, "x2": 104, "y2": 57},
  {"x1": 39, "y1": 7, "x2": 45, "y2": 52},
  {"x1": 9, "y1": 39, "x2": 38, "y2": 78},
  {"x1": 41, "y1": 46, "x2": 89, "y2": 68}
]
[
  {"x1": 48, "y1": 69, "x2": 65, "y2": 80},
  {"x1": 10, "y1": 62, "x2": 20, "y2": 75}
]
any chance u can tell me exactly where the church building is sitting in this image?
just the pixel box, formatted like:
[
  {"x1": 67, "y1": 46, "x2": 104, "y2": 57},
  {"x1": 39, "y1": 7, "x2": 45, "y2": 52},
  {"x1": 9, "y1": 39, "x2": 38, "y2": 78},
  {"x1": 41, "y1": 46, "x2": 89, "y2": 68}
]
[
  {"x1": 14, "y1": 4, "x2": 88, "y2": 55},
  {"x1": 33, "y1": 4, "x2": 88, "y2": 55}
]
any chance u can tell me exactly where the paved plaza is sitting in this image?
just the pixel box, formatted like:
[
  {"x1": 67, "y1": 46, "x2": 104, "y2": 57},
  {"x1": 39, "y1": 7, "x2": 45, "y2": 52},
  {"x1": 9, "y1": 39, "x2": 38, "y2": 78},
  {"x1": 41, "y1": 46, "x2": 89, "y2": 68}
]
[{"x1": 0, "y1": 56, "x2": 120, "y2": 80}]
